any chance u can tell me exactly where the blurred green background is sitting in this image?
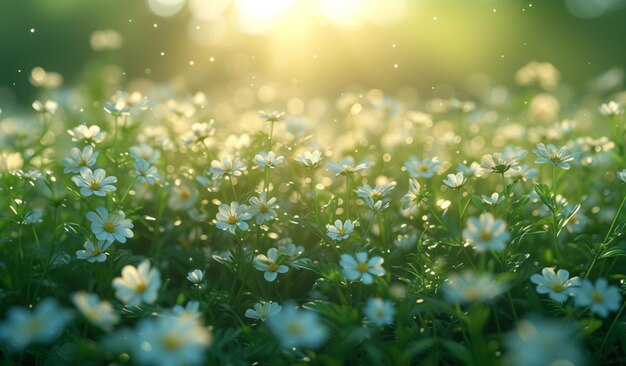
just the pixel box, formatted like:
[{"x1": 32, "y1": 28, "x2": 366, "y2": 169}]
[{"x1": 1, "y1": 0, "x2": 626, "y2": 105}]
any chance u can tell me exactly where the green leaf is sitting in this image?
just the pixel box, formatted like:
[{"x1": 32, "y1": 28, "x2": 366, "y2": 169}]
[{"x1": 440, "y1": 339, "x2": 472, "y2": 364}]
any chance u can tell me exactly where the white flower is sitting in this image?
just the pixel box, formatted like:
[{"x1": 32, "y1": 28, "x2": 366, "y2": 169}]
[
  {"x1": 443, "y1": 271, "x2": 504, "y2": 304},
  {"x1": 130, "y1": 143, "x2": 160, "y2": 163},
  {"x1": 505, "y1": 164, "x2": 538, "y2": 181},
  {"x1": 481, "y1": 192, "x2": 504, "y2": 206},
  {"x1": 339, "y1": 252, "x2": 385, "y2": 285},
  {"x1": 326, "y1": 219, "x2": 355, "y2": 241},
  {"x1": 530, "y1": 268, "x2": 579, "y2": 303},
  {"x1": 67, "y1": 124, "x2": 107, "y2": 144},
  {"x1": 168, "y1": 183, "x2": 198, "y2": 211},
  {"x1": 63, "y1": 145, "x2": 98, "y2": 173},
  {"x1": 259, "y1": 110, "x2": 285, "y2": 123},
  {"x1": 245, "y1": 301, "x2": 282, "y2": 322},
  {"x1": 401, "y1": 178, "x2": 424, "y2": 214},
  {"x1": 404, "y1": 156, "x2": 441, "y2": 178},
  {"x1": 266, "y1": 304, "x2": 327, "y2": 349},
  {"x1": 328, "y1": 158, "x2": 369, "y2": 176},
  {"x1": 599, "y1": 101, "x2": 623, "y2": 116},
  {"x1": 533, "y1": 143, "x2": 576, "y2": 170},
  {"x1": 617, "y1": 169, "x2": 626, "y2": 184},
  {"x1": 463, "y1": 212, "x2": 510, "y2": 253},
  {"x1": 294, "y1": 150, "x2": 323, "y2": 168},
  {"x1": 354, "y1": 182, "x2": 396, "y2": 200},
  {"x1": 363, "y1": 298, "x2": 395, "y2": 327},
  {"x1": 363, "y1": 197, "x2": 390, "y2": 212},
  {"x1": 181, "y1": 121, "x2": 215, "y2": 146},
  {"x1": 134, "y1": 159, "x2": 160, "y2": 185},
  {"x1": 254, "y1": 151, "x2": 284, "y2": 169},
  {"x1": 505, "y1": 317, "x2": 587, "y2": 366},
  {"x1": 86, "y1": 206, "x2": 134, "y2": 244},
  {"x1": 76, "y1": 239, "x2": 112, "y2": 263},
  {"x1": 112, "y1": 260, "x2": 161, "y2": 306},
  {"x1": 72, "y1": 292, "x2": 119, "y2": 331},
  {"x1": 0, "y1": 298, "x2": 73, "y2": 351},
  {"x1": 253, "y1": 248, "x2": 289, "y2": 282},
  {"x1": 573, "y1": 278, "x2": 622, "y2": 318},
  {"x1": 71, "y1": 167, "x2": 117, "y2": 197},
  {"x1": 104, "y1": 100, "x2": 130, "y2": 116},
  {"x1": 215, "y1": 201, "x2": 252, "y2": 234},
  {"x1": 186, "y1": 269, "x2": 205, "y2": 285},
  {"x1": 132, "y1": 313, "x2": 211, "y2": 366},
  {"x1": 480, "y1": 150, "x2": 525, "y2": 174},
  {"x1": 209, "y1": 157, "x2": 247, "y2": 180},
  {"x1": 248, "y1": 192, "x2": 278, "y2": 225},
  {"x1": 442, "y1": 172, "x2": 466, "y2": 189}
]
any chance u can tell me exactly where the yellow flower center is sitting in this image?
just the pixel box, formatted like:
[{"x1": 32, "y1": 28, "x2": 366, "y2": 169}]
[
  {"x1": 551, "y1": 283, "x2": 564, "y2": 293},
  {"x1": 592, "y1": 292, "x2": 604, "y2": 304},
  {"x1": 162, "y1": 334, "x2": 182, "y2": 351},
  {"x1": 259, "y1": 205, "x2": 268, "y2": 213},
  {"x1": 338, "y1": 229, "x2": 345, "y2": 236},
  {"x1": 179, "y1": 189, "x2": 190, "y2": 200},
  {"x1": 464, "y1": 287, "x2": 481, "y2": 302},
  {"x1": 135, "y1": 281, "x2": 147, "y2": 294},
  {"x1": 479, "y1": 230, "x2": 492, "y2": 241},
  {"x1": 268, "y1": 263, "x2": 278, "y2": 272},
  {"x1": 376, "y1": 309, "x2": 385, "y2": 318},
  {"x1": 79, "y1": 160, "x2": 87, "y2": 167},
  {"x1": 227, "y1": 215, "x2": 237, "y2": 225},
  {"x1": 103, "y1": 222, "x2": 116, "y2": 233},
  {"x1": 357, "y1": 262, "x2": 369, "y2": 273},
  {"x1": 419, "y1": 165, "x2": 429, "y2": 172},
  {"x1": 287, "y1": 321, "x2": 303, "y2": 336},
  {"x1": 89, "y1": 182, "x2": 101, "y2": 190},
  {"x1": 259, "y1": 310, "x2": 268, "y2": 319}
]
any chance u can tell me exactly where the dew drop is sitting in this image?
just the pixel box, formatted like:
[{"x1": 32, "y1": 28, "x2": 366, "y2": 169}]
[{"x1": 30, "y1": 28, "x2": 35, "y2": 33}]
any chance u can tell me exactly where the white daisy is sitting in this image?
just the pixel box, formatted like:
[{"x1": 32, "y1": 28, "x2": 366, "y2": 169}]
[
  {"x1": 326, "y1": 219, "x2": 355, "y2": 241},
  {"x1": 339, "y1": 252, "x2": 385, "y2": 285},
  {"x1": 86, "y1": 206, "x2": 134, "y2": 244},
  {"x1": 76, "y1": 239, "x2": 112, "y2": 263},
  {"x1": 248, "y1": 192, "x2": 278, "y2": 225},
  {"x1": 72, "y1": 292, "x2": 119, "y2": 331},
  {"x1": 71, "y1": 167, "x2": 117, "y2": 197},
  {"x1": 112, "y1": 260, "x2": 161, "y2": 306},
  {"x1": 245, "y1": 301, "x2": 282, "y2": 322},
  {"x1": 253, "y1": 248, "x2": 289, "y2": 282},
  {"x1": 215, "y1": 201, "x2": 252, "y2": 234},
  {"x1": 363, "y1": 298, "x2": 395, "y2": 327},
  {"x1": 573, "y1": 278, "x2": 622, "y2": 318},
  {"x1": 462, "y1": 212, "x2": 510, "y2": 253},
  {"x1": 63, "y1": 145, "x2": 98, "y2": 173},
  {"x1": 530, "y1": 268, "x2": 579, "y2": 303}
]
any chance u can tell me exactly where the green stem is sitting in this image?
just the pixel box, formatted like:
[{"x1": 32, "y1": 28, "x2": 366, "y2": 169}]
[
  {"x1": 501, "y1": 173, "x2": 508, "y2": 222},
  {"x1": 600, "y1": 299, "x2": 626, "y2": 354},
  {"x1": 586, "y1": 194, "x2": 626, "y2": 278},
  {"x1": 345, "y1": 174, "x2": 351, "y2": 218},
  {"x1": 268, "y1": 121, "x2": 275, "y2": 150}
]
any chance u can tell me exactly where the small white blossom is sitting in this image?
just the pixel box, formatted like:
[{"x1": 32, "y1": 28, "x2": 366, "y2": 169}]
[
  {"x1": 86, "y1": 206, "x2": 134, "y2": 244},
  {"x1": 63, "y1": 145, "x2": 98, "y2": 173},
  {"x1": 573, "y1": 278, "x2": 622, "y2": 318},
  {"x1": 364, "y1": 298, "x2": 395, "y2": 327},
  {"x1": 112, "y1": 260, "x2": 161, "y2": 306},
  {"x1": 186, "y1": 269, "x2": 205, "y2": 285},
  {"x1": 463, "y1": 212, "x2": 510, "y2": 253},
  {"x1": 215, "y1": 201, "x2": 252, "y2": 234},
  {"x1": 245, "y1": 302, "x2": 282, "y2": 322},
  {"x1": 253, "y1": 248, "x2": 289, "y2": 282},
  {"x1": 72, "y1": 292, "x2": 119, "y2": 331},
  {"x1": 530, "y1": 268, "x2": 579, "y2": 303},
  {"x1": 442, "y1": 172, "x2": 466, "y2": 189},
  {"x1": 76, "y1": 239, "x2": 112, "y2": 263},
  {"x1": 339, "y1": 252, "x2": 385, "y2": 285},
  {"x1": 254, "y1": 151, "x2": 284, "y2": 169},
  {"x1": 71, "y1": 167, "x2": 117, "y2": 197},
  {"x1": 326, "y1": 219, "x2": 355, "y2": 241},
  {"x1": 294, "y1": 150, "x2": 323, "y2": 168}
]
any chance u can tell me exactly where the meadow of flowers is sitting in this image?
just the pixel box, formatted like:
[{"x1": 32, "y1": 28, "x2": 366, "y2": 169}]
[{"x1": 1, "y1": 61, "x2": 626, "y2": 365}]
